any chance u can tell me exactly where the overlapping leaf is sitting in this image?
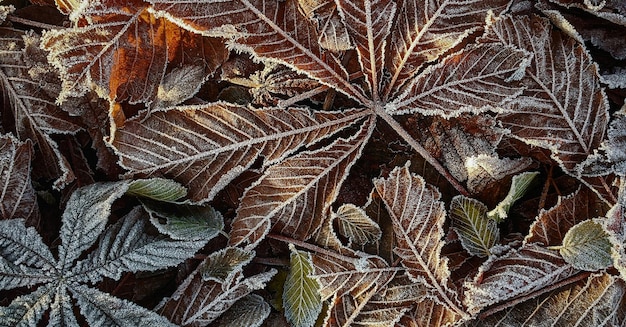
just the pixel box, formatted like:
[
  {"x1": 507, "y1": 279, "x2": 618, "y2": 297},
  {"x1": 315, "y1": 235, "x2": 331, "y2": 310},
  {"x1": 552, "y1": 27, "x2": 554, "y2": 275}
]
[
  {"x1": 481, "y1": 15, "x2": 609, "y2": 175},
  {"x1": 464, "y1": 244, "x2": 579, "y2": 313},
  {"x1": 0, "y1": 28, "x2": 81, "y2": 188},
  {"x1": 42, "y1": 0, "x2": 228, "y2": 105},
  {"x1": 374, "y1": 163, "x2": 468, "y2": 322},
  {"x1": 551, "y1": 220, "x2": 612, "y2": 271},
  {"x1": 111, "y1": 103, "x2": 368, "y2": 203},
  {"x1": 297, "y1": 0, "x2": 352, "y2": 51},
  {"x1": 0, "y1": 134, "x2": 37, "y2": 223},
  {"x1": 526, "y1": 187, "x2": 608, "y2": 246},
  {"x1": 384, "y1": 0, "x2": 512, "y2": 99},
  {"x1": 466, "y1": 273, "x2": 626, "y2": 326},
  {"x1": 149, "y1": 0, "x2": 366, "y2": 102},
  {"x1": 284, "y1": 245, "x2": 322, "y2": 327},
  {"x1": 155, "y1": 249, "x2": 276, "y2": 326},
  {"x1": 334, "y1": 204, "x2": 381, "y2": 246},
  {"x1": 210, "y1": 294, "x2": 271, "y2": 327},
  {"x1": 229, "y1": 118, "x2": 373, "y2": 248},
  {"x1": 450, "y1": 196, "x2": 498, "y2": 257},
  {"x1": 387, "y1": 44, "x2": 529, "y2": 117}
]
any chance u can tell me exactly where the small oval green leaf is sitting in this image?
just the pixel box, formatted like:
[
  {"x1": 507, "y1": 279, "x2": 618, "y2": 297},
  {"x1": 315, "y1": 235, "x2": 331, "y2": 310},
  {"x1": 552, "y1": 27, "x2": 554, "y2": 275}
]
[
  {"x1": 283, "y1": 244, "x2": 322, "y2": 327},
  {"x1": 555, "y1": 220, "x2": 613, "y2": 271},
  {"x1": 450, "y1": 195, "x2": 499, "y2": 257},
  {"x1": 127, "y1": 178, "x2": 187, "y2": 202}
]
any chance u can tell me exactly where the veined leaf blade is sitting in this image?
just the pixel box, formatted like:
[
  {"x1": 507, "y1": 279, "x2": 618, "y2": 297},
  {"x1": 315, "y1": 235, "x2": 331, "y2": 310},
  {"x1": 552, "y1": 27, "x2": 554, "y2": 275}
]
[
  {"x1": 0, "y1": 134, "x2": 38, "y2": 223},
  {"x1": 0, "y1": 284, "x2": 54, "y2": 327},
  {"x1": 0, "y1": 219, "x2": 56, "y2": 273},
  {"x1": 555, "y1": 220, "x2": 613, "y2": 271},
  {"x1": 127, "y1": 178, "x2": 187, "y2": 202},
  {"x1": 450, "y1": 196, "x2": 499, "y2": 257},
  {"x1": 283, "y1": 244, "x2": 322, "y2": 327},
  {"x1": 143, "y1": 200, "x2": 224, "y2": 241}
]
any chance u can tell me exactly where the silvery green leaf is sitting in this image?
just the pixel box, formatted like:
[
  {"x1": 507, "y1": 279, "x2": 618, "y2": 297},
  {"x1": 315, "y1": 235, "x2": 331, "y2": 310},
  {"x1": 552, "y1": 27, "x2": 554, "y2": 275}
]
[
  {"x1": 0, "y1": 219, "x2": 56, "y2": 272},
  {"x1": 450, "y1": 196, "x2": 499, "y2": 257},
  {"x1": 127, "y1": 178, "x2": 187, "y2": 202},
  {"x1": 143, "y1": 200, "x2": 224, "y2": 241},
  {"x1": 0, "y1": 284, "x2": 54, "y2": 327},
  {"x1": 551, "y1": 220, "x2": 613, "y2": 271},
  {"x1": 71, "y1": 207, "x2": 205, "y2": 283},
  {"x1": 0, "y1": 257, "x2": 53, "y2": 290},
  {"x1": 211, "y1": 294, "x2": 271, "y2": 327},
  {"x1": 47, "y1": 287, "x2": 79, "y2": 327},
  {"x1": 488, "y1": 171, "x2": 539, "y2": 222},
  {"x1": 69, "y1": 284, "x2": 177, "y2": 327},
  {"x1": 58, "y1": 181, "x2": 130, "y2": 271},
  {"x1": 200, "y1": 247, "x2": 254, "y2": 284},
  {"x1": 283, "y1": 244, "x2": 322, "y2": 327}
]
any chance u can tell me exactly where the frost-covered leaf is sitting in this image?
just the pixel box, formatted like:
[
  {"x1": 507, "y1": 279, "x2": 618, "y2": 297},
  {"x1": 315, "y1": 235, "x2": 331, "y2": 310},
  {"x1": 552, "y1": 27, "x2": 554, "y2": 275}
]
[
  {"x1": 323, "y1": 286, "x2": 408, "y2": 327},
  {"x1": 311, "y1": 250, "x2": 395, "y2": 301},
  {"x1": 41, "y1": 0, "x2": 227, "y2": 104},
  {"x1": 466, "y1": 273, "x2": 626, "y2": 327},
  {"x1": 143, "y1": 200, "x2": 224, "y2": 241},
  {"x1": 335, "y1": 0, "x2": 396, "y2": 100},
  {"x1": 284, "y1": 244, "x2": 322, "y2": 327},
  {"x1": 388, "y1": 44, "x2": 529, "y2": 118},
  {"x1": 0, "y1": 28, "x2": 81, "y2": 188},
  {"x1": 334, "y1": 204, "x2": 381, "y2": 246},
  {"x1": 71, "y1": 207, "x2": 205, "y2": 283},
  {"x1": 0, "y1": 284, "x2": 54, "y2": 327},
  {"x1": 374, "y1": 163, "x2": 468, "y2": 322},
  {"x1": 152, "y1": 65, "x2": 207, "y2": 110},
  {"x1": 210, "y1": 294, "x2": 271, "y2": 327},
  {"x1": 526, "y1": 187, "x2": 608, "y2": 246},
  {"x1": 551, "y1": 220, "x2": 612, "y2": 271},
  {"x1": 481, "y1": 15, "x2": 609, "y2": 175},
  {"x1": 149, "y1": 0, "x2": 366, "y2": 102},
  {"x1": 156, "y1": 263, "x2": 276, "y2": 326},
  {"x1": 57, "y1": 181, "x2": 130, "y2": 271},
  {"x1": 0, "y1": 219, "x2": 56, "y2": 273},
  {"x1": 297, "y1": 0, "x2": 352, "y2": 51},
  {"x1": 464, "y1": 244, "x2": 578, "y2": 313},
  {"x1": 600, "y1": 202, "x2": 626, "y2": 281},
  {"x1": 127, "y1": 178, "x2": 188, "y2": 202},
  {"x1": 0, "y1": 134, "x2": 38, "y2": 223},
  {"x1": 0, "y1": 257, "x2": 53, "y2": 290},
  {"x1": 450, "y1": 196, "x2": 499, "y2": 257},
  {"x1": 200, "y1": 247, "x2": 254, "y2": 284},
  {"x1": 47, "y1": 287, "x2": 80, "y2": 327},
  {"x1": 487, "y1": 171, "x2": 538, "y2": 222},
  {"x1": 581, "y1": 110, "x2": 626, "y2": 177},
  {"x1": 465, "y1": 155, "x2": 532, "y2": 194},
  {"x1": 70, "y1": 284, "x2": 177, "y2": 327},
  {"x1": 111, "y1": 103, "x2": 367, "y2": 203},
  {"x1": 384, "y1": 0, "x2": 511, "y2": 98},
  {"x1": 229, "y1": 119, "x2": 373, "y2": 249}
]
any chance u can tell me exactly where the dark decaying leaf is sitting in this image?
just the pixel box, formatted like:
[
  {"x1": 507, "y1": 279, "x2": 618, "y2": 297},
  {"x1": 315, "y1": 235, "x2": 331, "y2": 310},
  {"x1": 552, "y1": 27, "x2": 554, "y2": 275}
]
[
  {"x1": 111, "y1": 104, "x2": 367, "y2": 203},
  {"x1": 525, "y1": 187, "x2": 608, "y2": 246},
  {"x1": 229, "y1": 118, "x2": 373, "y2": 249},
  {"x1": 481, "y1": 15, "x2": 609, "y2": 177},
  {"x1": 323, "y1": 286, "x2": 408, "y2": 327},
  {"x1": 0, "y1": 28, "x2": 81, "y2": 188},
  {"x1": 374, "y1": 163, "x2": 468, "y2": 322},
  {"x1": 149, "y1": 0, "x2": 366, "y2": 102},
  {"x1": 388, "y1": 44, "x2": 529, "y2": 118},
  {"x1": 0, "y1": 134, "x2": 38, "y2": 223},
  {"x1": 581, "y1": 109, "x2": 626, "y2": 177},
  {"x1": 383, "y1": 0, "x2": 512, "y2": 99},
  {"x1": 42, "y1": 0, "x2": 228, "y2": 105},
  {"x1": 297, "y1": 0, "x2": 352, "y2": 51},
  {"x1": 333, "y1": 204, "x2": 381, "y2": 246},
  {"x1": 464, "y1": 244, "x2": 579, "y2": 313},
  {"x1": 156, "y1": 247, "x2": 275, "y2": 326},
  {"x1": 466, "y1": 273, "x2": 626, "y2": 327}
]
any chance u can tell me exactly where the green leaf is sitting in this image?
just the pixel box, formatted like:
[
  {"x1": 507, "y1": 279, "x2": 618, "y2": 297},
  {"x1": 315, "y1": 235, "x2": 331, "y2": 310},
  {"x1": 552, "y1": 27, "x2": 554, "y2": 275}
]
[
  {"x1": 551, "y1": 220, "x2": 613, "y2": 271},
  {"x1": 127, "y1": 178, "x2": 187, "y2": 202},
  {"x1": 450, "y1": 196, "x2": 499, "y2": 257},
  {"x1": 488, "y1": 171, "x2": 539, "y2": 222},
  {"x1": 212, "y1": 294, "x2": 271, "y2": 327},
  {"x1": 283, "y1": 244, "x2": 322, "y2": 327},
  {"x1": 142, "y1": 200, "x2": 224, "y2": 241}
]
